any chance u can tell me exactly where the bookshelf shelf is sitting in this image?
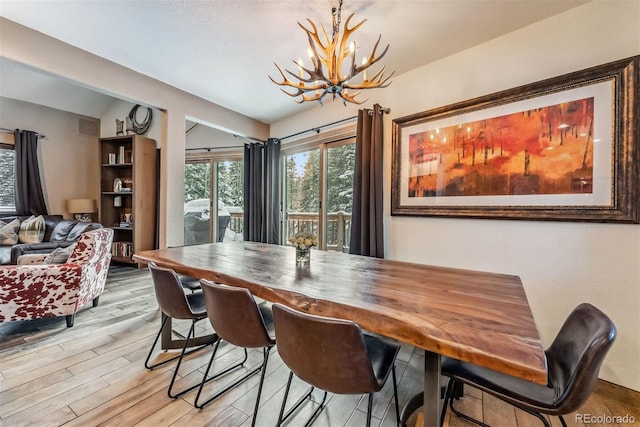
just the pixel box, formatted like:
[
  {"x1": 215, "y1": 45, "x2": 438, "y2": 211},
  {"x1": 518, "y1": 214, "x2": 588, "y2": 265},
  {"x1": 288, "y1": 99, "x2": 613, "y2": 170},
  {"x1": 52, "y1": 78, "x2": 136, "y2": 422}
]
[{"x1": 99, "y1": 135, "x2": 156, "y2": 266}]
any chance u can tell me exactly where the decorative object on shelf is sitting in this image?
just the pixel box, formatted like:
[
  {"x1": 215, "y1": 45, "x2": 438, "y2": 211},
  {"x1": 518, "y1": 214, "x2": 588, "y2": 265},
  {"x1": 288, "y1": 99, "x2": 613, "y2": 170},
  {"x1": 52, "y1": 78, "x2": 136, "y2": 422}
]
[
  {"x1": 113, "y1": 196, "x2": 122, "y2": 207},
  {"x1": 289, "y1": 232, "x2": 318, "y2": 265},
  {"x1": 116, "y1": 119, "x2": 124, "y2": 136},
  {"x1": 66, "y1": 198, "x2": 97, "y2": 222},
  {"x1": 128, "y1": 104, "x2": 153, "y2": 135},
  {"x1": 269, "y1": 0, "x2": 393, "y2": 105},
  {"x1": 118, "y1": 145, "x2": 126, "y2": 164},
  {"x1": 121, "y1": 178, "x2": 134, "y2": 192},
  {"x1": 123, "y1": 213, "x2": 132, "y2": 223},
  {"x1": 113, "y1": 178, "x2": 122, "y2": 193},
  {"x1": 125, "y1": 117, "x2": 134, "y2": 135}
]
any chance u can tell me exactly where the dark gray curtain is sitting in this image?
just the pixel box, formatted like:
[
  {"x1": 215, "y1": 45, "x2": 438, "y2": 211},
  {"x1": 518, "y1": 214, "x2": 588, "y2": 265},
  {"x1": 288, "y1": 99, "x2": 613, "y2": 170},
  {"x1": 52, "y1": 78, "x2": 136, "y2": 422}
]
[
  {"x1": 349, "y1": 104, "x2": 384, "y2": 258},
  {"x1": 243, "y1": 138, "x2": 281, "y2": 244},
  {"x1": 14, "y1": 129, "x2": 48, "y2": 216}
]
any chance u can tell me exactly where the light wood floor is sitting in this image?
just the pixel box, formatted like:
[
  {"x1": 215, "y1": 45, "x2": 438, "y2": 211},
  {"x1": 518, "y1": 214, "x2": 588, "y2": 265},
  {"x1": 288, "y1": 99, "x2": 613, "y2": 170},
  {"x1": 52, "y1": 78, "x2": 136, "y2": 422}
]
[{"x1": 1, "y1": 266, "x2": 638, "y2": 427}]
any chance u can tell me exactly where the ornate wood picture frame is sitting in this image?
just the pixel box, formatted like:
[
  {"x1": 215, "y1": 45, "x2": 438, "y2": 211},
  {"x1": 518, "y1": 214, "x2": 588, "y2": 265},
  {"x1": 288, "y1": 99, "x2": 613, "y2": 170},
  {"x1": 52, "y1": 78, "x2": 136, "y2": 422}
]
[{"x1": 391, "y1": 56, "x2": 639, "y2": 223}]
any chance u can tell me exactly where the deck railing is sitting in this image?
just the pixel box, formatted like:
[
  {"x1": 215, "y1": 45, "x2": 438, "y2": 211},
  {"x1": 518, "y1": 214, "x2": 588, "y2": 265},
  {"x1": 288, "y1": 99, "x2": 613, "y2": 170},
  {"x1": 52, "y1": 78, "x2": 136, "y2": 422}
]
[
  {"x1": 229, "y1": 212, "x2": 244, "y2": 235},
  {"x1": 287, "y1": 211, "x2": 352, "y2": 253},
  {"x1": 223, "y1": 210, "x2": 352, "y2": 252}
]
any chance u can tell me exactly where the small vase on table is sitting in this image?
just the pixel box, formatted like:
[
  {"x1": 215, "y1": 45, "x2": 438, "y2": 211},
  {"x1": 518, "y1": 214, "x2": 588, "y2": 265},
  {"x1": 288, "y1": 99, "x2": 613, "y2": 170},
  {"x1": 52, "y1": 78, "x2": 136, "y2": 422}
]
[
  {"x1": 296, "y1": 247, "x2": 310, "y2": 265},
  {"x1": 289, "y1": 232, "x2": 318, "y2": 267}
]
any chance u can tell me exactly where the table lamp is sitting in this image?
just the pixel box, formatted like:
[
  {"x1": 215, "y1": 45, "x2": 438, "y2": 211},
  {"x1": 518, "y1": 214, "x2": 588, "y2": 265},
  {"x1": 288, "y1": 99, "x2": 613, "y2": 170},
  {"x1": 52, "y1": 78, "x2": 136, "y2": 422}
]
[{"x1": 66, "y1": 198, "x2": 97, "y2": 222}]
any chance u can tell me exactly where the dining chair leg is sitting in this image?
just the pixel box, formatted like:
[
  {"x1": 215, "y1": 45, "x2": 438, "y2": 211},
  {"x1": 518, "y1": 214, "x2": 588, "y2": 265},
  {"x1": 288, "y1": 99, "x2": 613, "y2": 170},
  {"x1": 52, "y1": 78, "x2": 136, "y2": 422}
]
[
  {"x1": 520, "y1": 408, "x2": 552, "y2": 427},
  {"x1": 145, "y1": 315, "x2": 214, "y2": 370},
  {"x1": 303, "y1": 390, "x2": 327, "y2": 427},
  {"x1": 167, "y1": 320, "x2": 201, "y2": 398},
  {"x1": 366, "y1": 393, "x2": 374, "y2": 427},
  {"x1": 145, "y1": 315, "x2": 169, "y2": 369},
  {"x1": 277, "y1": 371, "x2": 295, "y2": 426},
  {"x1": 277, "y1": 371, "x2": 321, "y2": 426},
  {"x1": 441, "y1": 378, "x2": 456, "y2": 427},
  {"x1": 194, "y1": 343, "x2": 260, "y2": 409},
  {"x1": 392, "y1": 365, "x2": 400, "y2": 426},
  {"x1": 446, "y1": 378, "x2": 552, "y2": 427},
  {"x1": 250, "y1": 346, "x2": 273, "y2": 427},
  {"x1": 449, "y1": 389, "x2": 491, "y2": 427}
]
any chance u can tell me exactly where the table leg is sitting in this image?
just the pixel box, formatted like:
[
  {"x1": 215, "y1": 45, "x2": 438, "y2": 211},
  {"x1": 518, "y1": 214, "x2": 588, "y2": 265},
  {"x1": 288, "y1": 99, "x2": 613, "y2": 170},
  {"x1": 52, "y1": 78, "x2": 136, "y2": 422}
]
[
  {"x1": 423, "y1": 350, "x2": 441, "y2": 427},
  {"x1": 160, "y1": 313, "x2": 216, "y2": 350}
]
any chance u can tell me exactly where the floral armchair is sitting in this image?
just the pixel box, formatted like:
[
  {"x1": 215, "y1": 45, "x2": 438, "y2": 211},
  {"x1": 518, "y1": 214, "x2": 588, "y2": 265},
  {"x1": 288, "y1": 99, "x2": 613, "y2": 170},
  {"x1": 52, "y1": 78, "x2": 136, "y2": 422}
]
[{"x1": 0, "y1": 228, "x2": 113, "y2": 327}]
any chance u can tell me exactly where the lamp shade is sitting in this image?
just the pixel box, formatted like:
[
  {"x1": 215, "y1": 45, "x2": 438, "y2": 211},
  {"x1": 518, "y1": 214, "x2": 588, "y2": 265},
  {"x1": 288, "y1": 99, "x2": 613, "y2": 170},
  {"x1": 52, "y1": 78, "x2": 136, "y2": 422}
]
[{"x1": 66, "y1": 198, "x2": 96, "y2": 214}]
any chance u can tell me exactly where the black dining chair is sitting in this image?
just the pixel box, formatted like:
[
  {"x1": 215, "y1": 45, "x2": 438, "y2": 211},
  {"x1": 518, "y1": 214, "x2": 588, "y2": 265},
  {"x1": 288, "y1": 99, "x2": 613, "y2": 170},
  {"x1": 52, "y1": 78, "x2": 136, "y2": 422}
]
[
  {"x1": 144, "y1": 262, "x2": 218, "y2": 398},
  {"x1": 194, "y1": 280, "x2": 276, "y2": 426},
  {"x1": 440, "y1": 303, "x2": 616, "y2": 427},
  {"x1": 178, "y1": 274, "x2": 201, "y2": 293},
  {"x1": 272, "y1": 303, "x2": 401, "y2": 427}
]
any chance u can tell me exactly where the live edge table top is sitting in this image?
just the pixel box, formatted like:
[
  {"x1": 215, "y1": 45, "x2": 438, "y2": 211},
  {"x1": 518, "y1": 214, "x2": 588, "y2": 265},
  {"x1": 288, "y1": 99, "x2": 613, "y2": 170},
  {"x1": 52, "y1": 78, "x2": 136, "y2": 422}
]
[{"x1": 134, "y1": 242, "x2": 547, "y2": 384}]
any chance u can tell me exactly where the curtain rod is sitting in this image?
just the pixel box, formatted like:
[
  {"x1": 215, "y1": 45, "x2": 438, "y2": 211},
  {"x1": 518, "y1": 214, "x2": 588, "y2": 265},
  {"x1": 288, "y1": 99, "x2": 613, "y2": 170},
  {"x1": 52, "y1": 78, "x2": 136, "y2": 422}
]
[
  {"x1": 186, "y1": 145, "x2": 245, "y2": 152},
  {"x1": 279, "y1": 116, "x2": 356, "y2": 141},
  {"x1": 0, "y1": 128, "x2": 47, "y2": 139},
  {"x1": 278, "y1": 105, "x2": 390, "y2": 141}
]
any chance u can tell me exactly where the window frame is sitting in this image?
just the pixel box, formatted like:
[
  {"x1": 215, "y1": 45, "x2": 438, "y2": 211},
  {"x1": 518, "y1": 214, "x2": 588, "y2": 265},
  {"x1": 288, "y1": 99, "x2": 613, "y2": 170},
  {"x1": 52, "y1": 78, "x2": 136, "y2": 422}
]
[
  {"x1": 281, "y1": 125, "x2": 356, "y2": 250},
  {"x1": 0, "y1": 139, "x2": 16, "y2": 214},
  {"x1": 185, "y1": 151, "x2": 244, "y2": 243}
]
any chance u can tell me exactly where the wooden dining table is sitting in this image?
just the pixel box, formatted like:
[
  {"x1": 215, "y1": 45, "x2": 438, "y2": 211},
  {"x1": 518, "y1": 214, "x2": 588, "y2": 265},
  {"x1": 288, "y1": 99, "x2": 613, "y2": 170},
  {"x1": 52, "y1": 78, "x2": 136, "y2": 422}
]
[{"x1": 134, "y1": 242, "x2": 547, "y2": 427}]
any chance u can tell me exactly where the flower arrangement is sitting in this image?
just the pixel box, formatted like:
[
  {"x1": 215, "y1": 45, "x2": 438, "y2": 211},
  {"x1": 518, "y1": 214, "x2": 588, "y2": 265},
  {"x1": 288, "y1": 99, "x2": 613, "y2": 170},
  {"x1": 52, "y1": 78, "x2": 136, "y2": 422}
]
[{"x1": 289, "y1": 232, "x2": 318, "y2": 251}]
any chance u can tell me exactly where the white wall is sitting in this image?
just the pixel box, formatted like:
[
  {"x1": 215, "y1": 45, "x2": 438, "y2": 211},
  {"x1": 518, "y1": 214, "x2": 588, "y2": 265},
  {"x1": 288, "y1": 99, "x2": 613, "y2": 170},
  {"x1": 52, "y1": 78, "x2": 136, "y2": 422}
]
[
  {"x1": 271, "y1": 1, "x2": 640, "y2": 391},
  {"x1": 0, "y1": 97, "x2": 100, "y2": 218},
  {"x1": 0, "y1": 17, "x2": 269, "y2": 248},
  {"x1": 185, "y1": 124, "x2": 244, "y2": 152}
]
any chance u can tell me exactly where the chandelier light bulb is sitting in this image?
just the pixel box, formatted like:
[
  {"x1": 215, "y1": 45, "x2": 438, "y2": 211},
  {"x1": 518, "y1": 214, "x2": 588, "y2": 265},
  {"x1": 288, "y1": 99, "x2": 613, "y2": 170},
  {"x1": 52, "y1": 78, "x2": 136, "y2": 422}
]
[{"x1": 362, "y1": 57, "x2": 368, "y2": 81}]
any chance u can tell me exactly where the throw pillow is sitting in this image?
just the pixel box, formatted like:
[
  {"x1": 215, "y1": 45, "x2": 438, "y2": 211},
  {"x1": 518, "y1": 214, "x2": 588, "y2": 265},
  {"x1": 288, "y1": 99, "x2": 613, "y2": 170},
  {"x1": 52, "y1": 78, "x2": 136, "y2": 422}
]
[
  {"x1": 18, "y1": 215, "x2": 45, "y2": 244},
  {"x1": 43, "y1": 243, "x2": 77, "y2": 264},
  {"x1": 0, "y1": 219, "x2": 21, "y2": 245}
]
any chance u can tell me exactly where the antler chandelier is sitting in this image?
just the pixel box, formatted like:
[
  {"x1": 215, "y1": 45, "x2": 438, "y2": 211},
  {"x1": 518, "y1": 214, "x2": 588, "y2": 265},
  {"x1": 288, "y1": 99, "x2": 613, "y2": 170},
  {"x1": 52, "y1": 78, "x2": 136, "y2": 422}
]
[{"x1": 269, "y1": 0, "x2": 393, "y2": 105}]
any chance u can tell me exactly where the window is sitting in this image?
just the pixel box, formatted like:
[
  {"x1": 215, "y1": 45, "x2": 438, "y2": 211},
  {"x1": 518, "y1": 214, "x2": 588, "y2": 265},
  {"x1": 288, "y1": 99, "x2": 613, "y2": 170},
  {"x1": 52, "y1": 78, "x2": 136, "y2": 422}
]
[
  {"x1": 283, "y1": 137, "x2": 355, "y2": 252},
  {"x1": 184, "y1": 157, "x2": 243, "y2": 245},
  {"x1": 0, "y1": 143, "x2": 16, "y2": 213}
]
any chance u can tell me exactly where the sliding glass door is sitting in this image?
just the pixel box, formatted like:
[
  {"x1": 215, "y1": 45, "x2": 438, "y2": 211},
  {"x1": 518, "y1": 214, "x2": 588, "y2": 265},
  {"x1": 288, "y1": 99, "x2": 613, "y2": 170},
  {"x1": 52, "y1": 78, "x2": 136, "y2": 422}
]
[
  {"x1": 184, "y1": 157, "x2": 244, "y2": 245},
  {"x1": 325, "y1": 141, "x2": 355, "y2": 252},
  {"x1": 284, "y1": 148, "x2": 320, "y2": 238},
  {"x1": 283, "y1": 138, "x2": 355, "y2": 252},
  {"x1": 184, "y1": 160, "x2": 212, "y2": 245},
  {"x1": 216, "y1": 159, "x2": 244, "y2": 242}
]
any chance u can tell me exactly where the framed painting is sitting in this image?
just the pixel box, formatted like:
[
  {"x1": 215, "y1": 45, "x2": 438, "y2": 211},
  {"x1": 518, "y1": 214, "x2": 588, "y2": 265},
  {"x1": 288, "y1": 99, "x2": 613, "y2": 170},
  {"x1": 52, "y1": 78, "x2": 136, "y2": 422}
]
[{"x1": 391, "y1": 56, "x2": 639, "y2": 223}]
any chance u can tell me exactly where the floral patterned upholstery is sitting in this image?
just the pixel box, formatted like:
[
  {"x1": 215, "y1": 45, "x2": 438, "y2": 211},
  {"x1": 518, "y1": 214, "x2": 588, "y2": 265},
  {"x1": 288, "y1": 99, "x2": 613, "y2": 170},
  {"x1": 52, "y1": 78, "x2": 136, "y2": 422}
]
[{"x1": 0, "y1": 228, "x2": 113, "y2": 326}]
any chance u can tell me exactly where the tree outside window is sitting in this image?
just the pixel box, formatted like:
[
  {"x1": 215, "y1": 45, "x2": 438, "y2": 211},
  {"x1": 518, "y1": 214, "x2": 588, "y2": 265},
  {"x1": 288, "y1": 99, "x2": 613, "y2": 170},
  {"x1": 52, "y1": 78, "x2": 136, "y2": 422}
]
[{"x1": 0, "y1": 145, "x2": 16, "y2": 212}]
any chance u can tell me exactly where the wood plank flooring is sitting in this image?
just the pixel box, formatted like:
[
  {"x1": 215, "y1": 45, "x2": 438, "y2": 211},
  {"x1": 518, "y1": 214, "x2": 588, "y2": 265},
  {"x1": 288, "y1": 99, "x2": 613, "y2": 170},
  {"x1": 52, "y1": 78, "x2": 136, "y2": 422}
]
[{"x1": 1, "y1": 266, "x2": 638, "y2": 427}]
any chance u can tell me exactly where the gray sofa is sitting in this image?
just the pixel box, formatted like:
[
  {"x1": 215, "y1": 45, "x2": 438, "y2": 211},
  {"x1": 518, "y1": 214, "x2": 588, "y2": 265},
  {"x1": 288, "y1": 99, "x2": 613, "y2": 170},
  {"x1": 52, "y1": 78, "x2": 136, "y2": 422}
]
[{"x1": 0, "y1": 215, "x2": 102, "y2": 265}]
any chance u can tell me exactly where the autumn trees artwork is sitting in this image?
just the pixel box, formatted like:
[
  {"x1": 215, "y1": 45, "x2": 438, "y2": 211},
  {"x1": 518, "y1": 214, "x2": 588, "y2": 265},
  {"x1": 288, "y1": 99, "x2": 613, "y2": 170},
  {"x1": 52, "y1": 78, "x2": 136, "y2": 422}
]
[{"x1": 407, "y1": 97, "x2": 595, "y2": 197}]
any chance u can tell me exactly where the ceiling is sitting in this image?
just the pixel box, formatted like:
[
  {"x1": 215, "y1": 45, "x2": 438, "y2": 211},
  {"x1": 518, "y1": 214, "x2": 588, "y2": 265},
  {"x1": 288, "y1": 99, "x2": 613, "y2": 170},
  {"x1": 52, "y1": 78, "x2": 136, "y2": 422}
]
[{"x1": 0, "y1": 0, "x2": 588, "y2": 124}]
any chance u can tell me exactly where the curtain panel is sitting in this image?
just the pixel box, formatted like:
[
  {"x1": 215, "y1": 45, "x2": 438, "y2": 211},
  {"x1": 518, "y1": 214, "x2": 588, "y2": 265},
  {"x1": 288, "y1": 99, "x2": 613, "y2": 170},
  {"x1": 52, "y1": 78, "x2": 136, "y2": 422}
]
[
  {"x1": 349, "y1": 104, "x2": 385, "y2": 258},
  {"x1": 14, "y1": 129, "x2": 48, "y2": 216},
  {"x1": 243, "y1": 138, "x2": 281, "y2": 244}
]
